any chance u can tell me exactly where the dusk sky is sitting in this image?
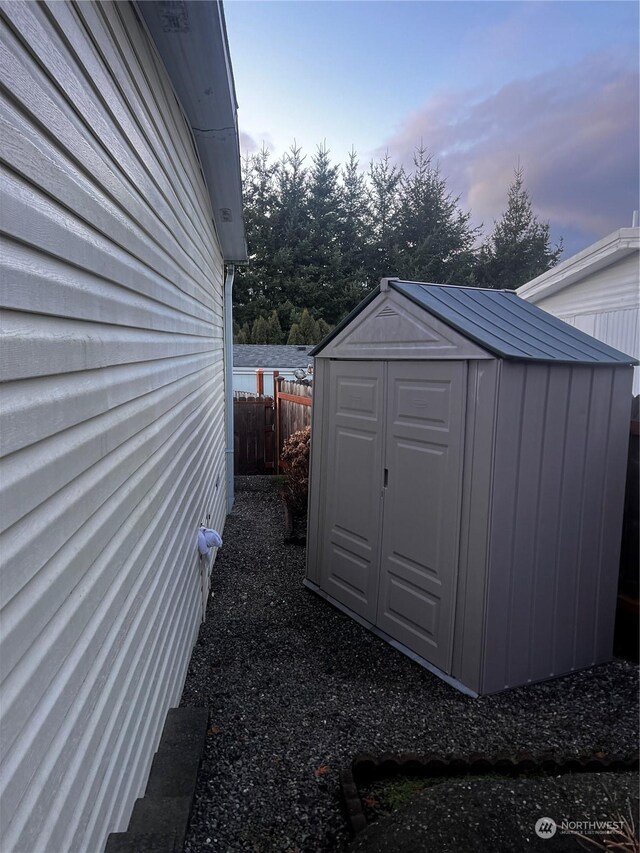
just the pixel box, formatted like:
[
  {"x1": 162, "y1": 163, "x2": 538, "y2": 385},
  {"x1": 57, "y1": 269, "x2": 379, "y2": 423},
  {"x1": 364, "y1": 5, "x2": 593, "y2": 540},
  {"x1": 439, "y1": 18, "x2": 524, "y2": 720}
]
[{"x1": 224, "y1": 0, "x2": 639, "y2": 257}]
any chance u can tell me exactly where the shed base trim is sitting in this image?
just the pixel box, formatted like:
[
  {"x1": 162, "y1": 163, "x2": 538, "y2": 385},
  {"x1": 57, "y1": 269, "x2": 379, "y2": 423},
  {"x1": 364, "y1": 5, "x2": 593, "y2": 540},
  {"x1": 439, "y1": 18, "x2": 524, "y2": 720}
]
[{"x1": 303, "y1": 579, "x2": 478, "y2": 697}]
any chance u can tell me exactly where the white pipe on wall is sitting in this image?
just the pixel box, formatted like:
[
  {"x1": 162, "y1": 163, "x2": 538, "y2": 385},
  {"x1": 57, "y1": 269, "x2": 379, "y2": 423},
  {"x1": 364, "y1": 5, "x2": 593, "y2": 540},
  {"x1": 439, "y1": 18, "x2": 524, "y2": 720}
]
[{"x1": 224, "y1": 264, "x2": 235, "y2": 513}]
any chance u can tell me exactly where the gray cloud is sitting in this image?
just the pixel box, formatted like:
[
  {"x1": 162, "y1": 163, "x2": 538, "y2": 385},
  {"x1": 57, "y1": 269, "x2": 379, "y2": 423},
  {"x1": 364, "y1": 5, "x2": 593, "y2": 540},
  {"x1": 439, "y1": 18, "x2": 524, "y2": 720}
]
[
  {"x1": 380, "y1": 54, "x2": 639, "y2": 254},
  {"x1": 239, "y1": 130, "x2": 275, "y2": 156}
]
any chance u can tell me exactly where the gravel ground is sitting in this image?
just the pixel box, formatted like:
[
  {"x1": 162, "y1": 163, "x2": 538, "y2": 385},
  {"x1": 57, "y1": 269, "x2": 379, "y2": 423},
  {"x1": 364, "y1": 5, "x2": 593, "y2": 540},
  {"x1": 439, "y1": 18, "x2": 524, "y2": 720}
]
[
  {"x1": 181, "y1": 477, "x2": 638, "y2": 853},
  {"x1": 349, "y1": 773, "x2": 639, "y2": 853}
]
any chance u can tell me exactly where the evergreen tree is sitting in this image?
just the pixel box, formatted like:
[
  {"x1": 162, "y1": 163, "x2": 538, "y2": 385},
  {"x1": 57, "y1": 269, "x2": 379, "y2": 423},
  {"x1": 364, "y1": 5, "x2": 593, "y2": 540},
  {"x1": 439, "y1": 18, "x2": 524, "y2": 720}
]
[
  {"x1": 287, "y1": 323, "x2": 304, "y2": 345},
  {"x1": 317, "y1": 318, "x2": 332, "y2": 341},
  {"x1": 305, "y1": 143, "x2": 343, "y2": 322},
  {"x1": 266, "y1": 309, "x2": 283, "y2": 344},
  {"x1": 271, "y1": 143, "x2": 311, "y2": 310},
  {"x1": 233, "y1": 320, "x2": 243, "y2": 343},
  {"x1": 236, "y1": 139, "x2": 564, "y2": 336},
  {"x1": 234, "y1": 147, "x2": 279, "y2": 328},
  {"x1": 276, "y1": 300, "x2": 296, "y2": 334},
  {"x1": 367, "y1": 151, "x2": 403, "y2": 279},
  {"x1": 338, "y1": 148, "x2": 372, "y2": 315},
  {"x1": 477, "y1": 166, "x2": 563, "y2": 289},
  {"x1": 394, "y1": 145, "x2": 478, "y2": 284},
  {"x1": 251, "y1": 315, "x2": 269, "y2": 344},
  {"x1": 298, "y1": 308, "x2": 319, "y2": 343},
  {"x1": 288, "y1": 305, "x2": 302, "y2": 327}
]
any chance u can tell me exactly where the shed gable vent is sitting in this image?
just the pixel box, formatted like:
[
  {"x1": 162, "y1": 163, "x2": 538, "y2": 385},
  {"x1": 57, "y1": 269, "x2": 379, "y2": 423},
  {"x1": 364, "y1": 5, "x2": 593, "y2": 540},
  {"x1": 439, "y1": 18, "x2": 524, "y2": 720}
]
[{"x1": 315, "y1": 290, "x2": 491, "y2": 360}]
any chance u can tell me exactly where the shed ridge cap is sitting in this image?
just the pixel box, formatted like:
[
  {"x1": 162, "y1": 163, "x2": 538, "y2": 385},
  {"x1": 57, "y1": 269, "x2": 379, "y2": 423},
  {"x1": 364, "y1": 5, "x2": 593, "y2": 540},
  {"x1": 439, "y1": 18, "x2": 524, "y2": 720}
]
[{"x1": 394, "y1": 280, "x2": 517, "y2": 293}]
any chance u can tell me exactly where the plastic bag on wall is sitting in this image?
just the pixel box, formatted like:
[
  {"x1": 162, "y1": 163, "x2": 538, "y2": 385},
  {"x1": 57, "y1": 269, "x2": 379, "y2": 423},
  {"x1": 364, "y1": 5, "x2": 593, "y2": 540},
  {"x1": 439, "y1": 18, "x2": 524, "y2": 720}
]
[{"x1": 197, "y1": 527, "x2": 223, "y2": 559}]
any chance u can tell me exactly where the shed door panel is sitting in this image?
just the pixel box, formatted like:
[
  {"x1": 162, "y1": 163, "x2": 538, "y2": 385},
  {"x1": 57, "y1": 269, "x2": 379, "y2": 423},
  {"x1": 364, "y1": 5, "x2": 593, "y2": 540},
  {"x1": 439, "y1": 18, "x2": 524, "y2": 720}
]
[
  {"x1": 376, "y1": 361, "x2": 466, "y2": 672},
  {"x1": 321, "y1": 362, "x2": 384, "y2": 622}
]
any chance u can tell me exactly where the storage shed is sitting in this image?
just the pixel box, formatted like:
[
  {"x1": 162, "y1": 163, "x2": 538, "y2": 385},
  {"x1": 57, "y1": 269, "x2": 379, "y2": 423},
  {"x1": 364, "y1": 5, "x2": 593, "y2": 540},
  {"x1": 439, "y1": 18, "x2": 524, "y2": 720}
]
[{"x1": 305, "y1": 279, "x2": 636, "y2": 695}]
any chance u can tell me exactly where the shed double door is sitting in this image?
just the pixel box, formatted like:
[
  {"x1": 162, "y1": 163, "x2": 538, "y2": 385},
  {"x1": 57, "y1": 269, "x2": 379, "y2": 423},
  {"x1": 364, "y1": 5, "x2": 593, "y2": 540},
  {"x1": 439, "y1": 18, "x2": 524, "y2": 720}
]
[{"x1": 321, "y1": 360, "x2": 466, "y2": 673}]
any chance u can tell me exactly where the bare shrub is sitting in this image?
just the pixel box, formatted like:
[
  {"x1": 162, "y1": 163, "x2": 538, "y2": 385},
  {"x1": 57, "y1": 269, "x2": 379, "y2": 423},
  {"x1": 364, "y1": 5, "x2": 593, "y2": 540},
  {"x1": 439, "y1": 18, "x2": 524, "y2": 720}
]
[{"x1": 281, "y1": 426, "x2": 311, "y2": 518}]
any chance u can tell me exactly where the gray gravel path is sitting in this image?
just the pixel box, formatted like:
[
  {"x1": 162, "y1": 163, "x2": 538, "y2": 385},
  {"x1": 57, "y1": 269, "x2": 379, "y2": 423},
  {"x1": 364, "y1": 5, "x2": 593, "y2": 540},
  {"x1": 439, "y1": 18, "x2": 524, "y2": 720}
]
[
  {"x1": 349, "y1": 773, "x2": 639, "y2": 853},
  {"x1": 181, "y1": 477, "x2": 638, "y2": 853}
]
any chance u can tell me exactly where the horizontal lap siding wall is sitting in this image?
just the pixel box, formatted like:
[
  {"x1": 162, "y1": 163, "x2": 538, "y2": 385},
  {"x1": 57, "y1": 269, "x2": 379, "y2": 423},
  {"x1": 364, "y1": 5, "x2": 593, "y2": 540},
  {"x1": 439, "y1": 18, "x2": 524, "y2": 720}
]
[
  {"x1": 561, "y1": 310, "x2": 639, "y2": 395},
  {"x1": 530, "y1": 255, "x2": 640, "y2": 394},
  {"x1": 0, "y1": 3, "x2": 225, "y2": 852}
]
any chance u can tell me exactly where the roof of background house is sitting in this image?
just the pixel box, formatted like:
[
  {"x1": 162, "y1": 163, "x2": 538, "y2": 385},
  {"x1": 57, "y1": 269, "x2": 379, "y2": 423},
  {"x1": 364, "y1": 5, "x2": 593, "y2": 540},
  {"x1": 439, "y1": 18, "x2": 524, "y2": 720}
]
[
  {"x1": 233, "y1": 345, "x2": 314, "y2": 368},
  {"x1": 312, "y1": 280, "x2": 638, "y2": 365},
  {"x1": 138, "y1": 1, "x2": 247, "y2": 263},
  {"x1": 517, "y1": 227, "x2": 640, "y2": 302}
]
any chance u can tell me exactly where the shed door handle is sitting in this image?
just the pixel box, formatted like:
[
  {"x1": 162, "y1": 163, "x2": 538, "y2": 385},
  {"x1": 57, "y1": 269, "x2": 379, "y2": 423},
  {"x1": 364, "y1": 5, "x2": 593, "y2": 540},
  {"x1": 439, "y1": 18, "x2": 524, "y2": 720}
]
[{"x1": 384, "y1": 468, "x2": 388, "y2": 487}]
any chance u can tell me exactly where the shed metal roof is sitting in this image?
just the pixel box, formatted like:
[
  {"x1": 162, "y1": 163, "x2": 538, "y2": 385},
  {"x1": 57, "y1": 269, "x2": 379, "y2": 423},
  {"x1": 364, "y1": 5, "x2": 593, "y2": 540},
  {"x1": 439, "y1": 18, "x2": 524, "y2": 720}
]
[
  {"x1": 312, "y1": 280, "x2": 637, "y2": 365},
  {"x1": 234, "y1": 344, "x2": 314, "y2": 368}
]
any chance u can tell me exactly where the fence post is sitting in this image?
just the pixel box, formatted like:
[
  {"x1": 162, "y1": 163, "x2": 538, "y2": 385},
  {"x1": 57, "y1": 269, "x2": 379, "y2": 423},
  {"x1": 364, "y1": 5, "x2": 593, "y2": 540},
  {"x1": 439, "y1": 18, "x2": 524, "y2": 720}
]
[
  {"x1": 274, "y1": 373, "x2": 281, "y2": 474},
  {"x1": 256, "y1": 369, "x2": 264, "y2": 396}
]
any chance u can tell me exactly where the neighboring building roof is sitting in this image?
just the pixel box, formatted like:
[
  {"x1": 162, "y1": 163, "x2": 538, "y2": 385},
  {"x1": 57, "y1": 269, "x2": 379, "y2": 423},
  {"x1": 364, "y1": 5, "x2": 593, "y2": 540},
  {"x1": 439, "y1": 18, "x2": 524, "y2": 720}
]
[
  {"x1": 233, "y1": 345, "x2": 314, "y2": 368},
  {"x1": 312, "y1": 280, "x2": 637, "y2": 365},
  {"x1": 517, "y1": 227, "x2": 640, "y2": 302},
  {"x1": 138, "y1": 1, "x2": 247, "y2": 263}
]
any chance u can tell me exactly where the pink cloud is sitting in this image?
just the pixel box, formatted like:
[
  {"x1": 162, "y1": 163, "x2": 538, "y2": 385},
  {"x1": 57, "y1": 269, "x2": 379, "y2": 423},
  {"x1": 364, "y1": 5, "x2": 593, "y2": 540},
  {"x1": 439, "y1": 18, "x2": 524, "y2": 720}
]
[{"x1": 380, "y1": 54, "x2": 639, "y2": 249}]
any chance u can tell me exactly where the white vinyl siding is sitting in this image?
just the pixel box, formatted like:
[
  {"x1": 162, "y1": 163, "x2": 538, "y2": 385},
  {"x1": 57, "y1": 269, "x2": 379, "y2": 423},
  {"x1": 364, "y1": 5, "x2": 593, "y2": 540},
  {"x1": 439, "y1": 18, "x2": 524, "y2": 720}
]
[
  {"x1": 233, "y1": 368, "x2": 304, "y2": 395},
  {"x1": 0, "y1": 3, "x2": 226, "y2": 852},
  {"x1": 523, "y1": 253, "x2": 640, "y2": 394},
  {"x1": 563, "y1": 310, "x2": 639, "y2": 395}
]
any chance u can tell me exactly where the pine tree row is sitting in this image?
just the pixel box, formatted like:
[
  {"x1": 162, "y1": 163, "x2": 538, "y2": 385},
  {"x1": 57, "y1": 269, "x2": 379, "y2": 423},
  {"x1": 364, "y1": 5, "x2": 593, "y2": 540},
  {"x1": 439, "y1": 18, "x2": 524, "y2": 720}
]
[
  {"x1": 234, "y1": 143, "x2": 562, "y2": 343},
  {"x1": 233, "y1": 308, "x2": 331, "y2": 345}
]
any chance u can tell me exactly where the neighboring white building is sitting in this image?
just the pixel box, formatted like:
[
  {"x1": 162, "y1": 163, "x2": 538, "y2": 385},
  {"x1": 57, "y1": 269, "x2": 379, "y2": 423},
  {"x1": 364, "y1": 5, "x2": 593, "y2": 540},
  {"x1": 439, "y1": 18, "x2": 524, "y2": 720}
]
[
  {"x1": 233, "y1": 344, "x2": 314, "y2": 395},
  {"x1": 0, "y1": 3, "x2": 245, "y2": 852},
  {"x1": 517, "y1": 227, "x2": 640, "y2": 394}
]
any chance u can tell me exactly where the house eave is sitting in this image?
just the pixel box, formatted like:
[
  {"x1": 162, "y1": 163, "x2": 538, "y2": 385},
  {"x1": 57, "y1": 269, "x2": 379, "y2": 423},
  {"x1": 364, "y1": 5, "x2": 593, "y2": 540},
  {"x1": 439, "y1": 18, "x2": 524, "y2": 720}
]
[
  {"x1": 136, "y1": 0, "x2": 247, "y2": 263},
  {"x1": 517, "y1": 227, "x2": 640, "y2": 303}
]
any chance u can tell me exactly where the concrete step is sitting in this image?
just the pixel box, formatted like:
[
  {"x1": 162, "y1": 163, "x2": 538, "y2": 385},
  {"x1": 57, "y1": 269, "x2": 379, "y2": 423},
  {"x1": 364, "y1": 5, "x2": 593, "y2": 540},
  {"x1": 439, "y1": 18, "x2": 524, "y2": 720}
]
[
  {"x1": 127, "y1": 796, "x2": 192, "y2": 848},
  {"x1": 104, "y1": 830, "x2": 178, "y2": 853},
  {"x1": 145, "y1": 752, "x2": 201, "y2": 799},
  {"x1": 104, "y1": 707, "x2": 208, "y2": 853}
]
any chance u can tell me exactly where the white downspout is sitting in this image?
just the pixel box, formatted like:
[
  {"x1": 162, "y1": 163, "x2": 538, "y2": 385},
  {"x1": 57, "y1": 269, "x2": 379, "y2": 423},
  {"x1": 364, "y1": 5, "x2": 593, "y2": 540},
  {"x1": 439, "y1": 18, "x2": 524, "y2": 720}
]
[{"x1": 224, "y1": 264, "x2": 235, "y2": 514}]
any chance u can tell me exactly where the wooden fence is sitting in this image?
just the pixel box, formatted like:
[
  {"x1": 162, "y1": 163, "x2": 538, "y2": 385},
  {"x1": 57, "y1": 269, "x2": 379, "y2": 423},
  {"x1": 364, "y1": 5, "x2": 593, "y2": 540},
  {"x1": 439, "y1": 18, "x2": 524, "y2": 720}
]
[
  {"x1": 233, "y1": 391, "x2": 275, "y2": 474},
  {"x1": 275, "y1": 377, "x2": 312, "y2": 466},
  {"x1": 233, "y1": 372, "x2": 312, "y2": 474}
]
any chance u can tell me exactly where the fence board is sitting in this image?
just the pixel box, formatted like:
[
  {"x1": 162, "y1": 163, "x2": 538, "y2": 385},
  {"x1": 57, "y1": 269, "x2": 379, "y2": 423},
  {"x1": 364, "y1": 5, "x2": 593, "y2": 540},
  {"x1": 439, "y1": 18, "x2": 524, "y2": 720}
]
[
  {"x1": 233, "y1": 395, "x2": 274, "y2": 474},
  {"x1": 233, "y1": 378, "x2": 313, "y2": 474},
  {"x1": 276, "y1": 379, "x2": 312, "y2": 469}
]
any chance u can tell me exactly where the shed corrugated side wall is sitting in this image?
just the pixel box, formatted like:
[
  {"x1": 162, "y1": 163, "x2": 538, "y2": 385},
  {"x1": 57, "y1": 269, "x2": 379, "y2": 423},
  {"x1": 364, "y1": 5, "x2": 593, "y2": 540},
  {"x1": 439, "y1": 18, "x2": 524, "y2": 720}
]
[
  {"x1": 0, "y1": 3, "x2": 226, "y2": 851},
  {"x1": 481, "y1": 362, "x2": 633, "y2": 693},
  {"x1": 451, "y1": 360, "x2": 499, "y2": 694},
  {"x1": 306, "y1": 359, "x2": 329, "y2": 587}
]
